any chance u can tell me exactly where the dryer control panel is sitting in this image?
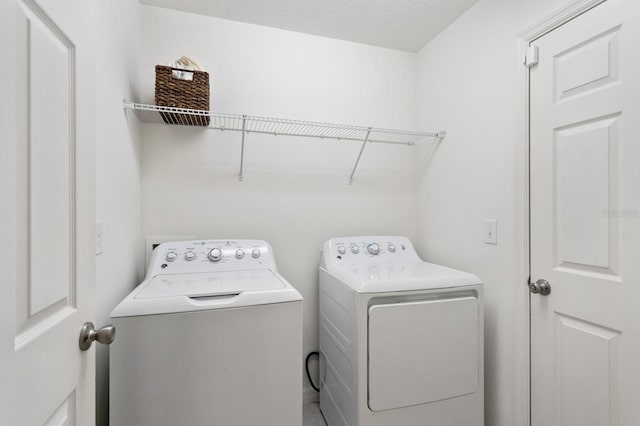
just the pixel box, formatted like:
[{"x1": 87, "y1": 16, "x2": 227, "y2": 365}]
[
  {"x1": 320, "y1": 236, "x2": 421, "y2": 269},
  {"x1": 147, "y1": 240, "x2": 277, "y2": 277}
]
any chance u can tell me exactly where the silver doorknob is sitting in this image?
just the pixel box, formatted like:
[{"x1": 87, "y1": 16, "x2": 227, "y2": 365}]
[
  {"x1": 529, "y1": 279, "x2": 551, "y2": 296},
  {"x1": 79, "y1": 322, "x2": 115, "y2": 351}
]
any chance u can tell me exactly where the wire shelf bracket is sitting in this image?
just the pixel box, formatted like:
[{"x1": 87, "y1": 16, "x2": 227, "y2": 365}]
[
  {"x1": 349, "y1": 128, "x2": 372, "y2": 185},
  {"x1": 123, "y1": 100, "x2": 446, "y2": 183},
  {"x1": 239, "y1": 115, "x2": 247, "y2": 182}
]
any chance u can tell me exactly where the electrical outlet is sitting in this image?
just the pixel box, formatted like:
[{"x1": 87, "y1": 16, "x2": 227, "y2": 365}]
[
  {"x1": 96, "y1": 222, "x2": 104, "y2": 255},
  {"x1": 484, "y1": 220, "x2": 497, "y2": 244}
]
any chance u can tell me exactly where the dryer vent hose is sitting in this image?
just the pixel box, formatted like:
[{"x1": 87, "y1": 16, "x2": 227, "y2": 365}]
[{"x1": 305, "y1": 351, "x2": 320, "y2": 392}]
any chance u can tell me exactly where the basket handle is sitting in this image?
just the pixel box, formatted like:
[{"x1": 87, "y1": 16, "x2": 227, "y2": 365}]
[
  {"x1": 170, "y1": 67, "x2": 196, "y2": 81},
  {"x1": 169, "y1": 67, "x2": 196, "y2": 73}
]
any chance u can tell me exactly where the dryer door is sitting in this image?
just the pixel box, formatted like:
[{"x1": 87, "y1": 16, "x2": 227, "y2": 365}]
[{"x1": 368, "y1": 296, "x2": 479, "y2": 411}]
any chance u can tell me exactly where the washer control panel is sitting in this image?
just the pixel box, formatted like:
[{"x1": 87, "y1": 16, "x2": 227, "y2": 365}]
[
  {"x1": 321, "y1": 236, "x2": 421, "y2": 268},
  {"x1": 148, "y1": 240, "x2": 276, "y2": 277}
]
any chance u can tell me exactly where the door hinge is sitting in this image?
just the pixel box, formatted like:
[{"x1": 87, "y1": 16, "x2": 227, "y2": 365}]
[{"x1": 524, "y1": 45, "x2": 539, "y2": 67}]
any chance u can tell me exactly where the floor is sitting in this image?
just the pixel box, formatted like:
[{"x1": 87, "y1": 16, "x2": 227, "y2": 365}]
[{"x1": 303, "y1": 402, "x2": 328, "y2": 426}]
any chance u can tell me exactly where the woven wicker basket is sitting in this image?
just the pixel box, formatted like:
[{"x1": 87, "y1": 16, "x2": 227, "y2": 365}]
[{"x1": 155, "y1": 65, "x2": 210, "y2": 126}]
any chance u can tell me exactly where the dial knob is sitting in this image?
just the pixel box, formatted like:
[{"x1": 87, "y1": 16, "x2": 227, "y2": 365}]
[
  {"x1": 351, "y1": 245, "x2": 360, "y2": 254},
  {"x1": 251, "y1": 248, "x2": 261, "y2": 259},
  {"x1": 184, "y1": 251, "x2": 196, "y2": 261},
  {"x1": 207, "y1": 248, "x2": 223, "y2": 262},
  {"x1": 165, "y1": 252, "x2": 177, "y2": 262},
  {"x1": 235, "y1": 249, "x2": 245, "y2": 259},
  {"x1": 337, "y1": 246, "x2": 346, "y2": 255},
  {"x1": 388, "y1": 244, "x2": 396, "y2": 253},
  {"x1": 367, "y1": 243, "x2": 380, "y2": 255}
]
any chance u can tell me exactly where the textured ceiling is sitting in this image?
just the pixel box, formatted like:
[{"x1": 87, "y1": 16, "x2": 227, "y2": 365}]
[{"x1": 140, "y1": 0, "x2": 478, "y2": 52}]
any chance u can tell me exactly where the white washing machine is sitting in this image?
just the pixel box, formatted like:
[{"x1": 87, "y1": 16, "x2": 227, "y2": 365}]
[
  {"x1": 319, "y1": 236, "x2": 484, "y2": 426},
  {"x1": 110, "y1": 239, "x2": 303, "y2": 426}
]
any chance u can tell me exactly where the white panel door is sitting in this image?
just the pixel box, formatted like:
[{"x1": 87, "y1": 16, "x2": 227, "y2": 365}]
[
  {"x1": 530, "y1": 1, "x2": 640, "y2": 425},
  {"x1": 0, "y1": 0, "x2": 96, "y2": 424}
]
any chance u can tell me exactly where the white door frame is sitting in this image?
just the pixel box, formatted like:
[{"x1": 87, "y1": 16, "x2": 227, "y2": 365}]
[{"x1": 513, "y1": 1, "x2": 607, "y2": 425}]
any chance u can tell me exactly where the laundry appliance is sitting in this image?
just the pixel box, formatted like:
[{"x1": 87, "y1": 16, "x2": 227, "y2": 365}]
[
  {"x1": 319, "y1": 236, "x2": 483, "y2": 426},
  {"x1": 110, "y1": 239, "x2": 302, "y2": 426}
]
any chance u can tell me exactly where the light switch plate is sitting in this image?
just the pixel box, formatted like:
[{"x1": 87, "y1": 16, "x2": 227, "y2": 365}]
[
  {"x1": 484, "y1": 220, "x2": 497, "y2": 244},
  {"x1": 96, "y1": 222, "x2": 104, "y2": 255}
]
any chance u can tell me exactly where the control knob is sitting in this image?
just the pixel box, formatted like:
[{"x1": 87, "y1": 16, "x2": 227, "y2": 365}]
[
  {"x1": 165, "y1": 252, "x2": 177, "y2": 262},
  {"x1": 351, "y1": 245, "x2": 360, "y2": 254},
  {"x1": 337, "y1": 246, "x2": 346, "y2": 255},
  {"x1": 184, "y1": 251, "x2": 196, "y2": 261},
  {"x1": 235, "y1": 249, "x2": 245, "y2": 259},
  {"x1": 207, "y1": 248, "x2": 223, "y2": 262},
  {"x1": 388, "y1": 244, "x2": 396, "y2": 253},
  {"x1": 252, "y1": 248, "x2": 261, "y2": 259},
  {"x1": 367, "y1": 243, "x2": 380, "y2": 255}
]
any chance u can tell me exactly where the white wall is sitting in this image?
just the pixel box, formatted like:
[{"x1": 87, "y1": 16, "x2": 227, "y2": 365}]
[
  {"x1": 415, "y1": 0, "x2": 569, "y2": 425},
  {"x1": 139, "y1": 5, "x2": 421, "y2": 399},
  {"x1": 94, "y1": 1, "x2": 143, "y2": 425}
]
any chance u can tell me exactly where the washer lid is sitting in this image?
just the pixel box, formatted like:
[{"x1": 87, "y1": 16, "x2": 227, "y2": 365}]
[
  {"x1": 110, "y1": 269, "x2": 302, "y2": 318},
  {"x1": 321, "y1": 261, "x2": 482, "y2": 293},
  {"x1": 136, "y1": 270, "x2": 285, "y2": 299}
]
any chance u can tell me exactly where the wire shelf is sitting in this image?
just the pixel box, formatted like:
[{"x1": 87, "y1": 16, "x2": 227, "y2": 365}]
[{"x1": 123, "y1": 101, "x2": 446, "y2": 182}]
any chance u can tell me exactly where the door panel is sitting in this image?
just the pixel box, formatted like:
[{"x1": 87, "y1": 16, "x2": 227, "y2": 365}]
[
  {"x1": 554, "y1": 114, "x2": 620, "y2": 276},
  {"x1": 27, "y1": 5, "x2": 74, "y2": 317},
  {"x1": 44, "y1": 393, "x2": 76, "y2": 426},
  {"x1": 16, "y1": 0, "x2": 76, "y2": 337},
  {"x1": 554, "y1": 26, "x2": 619, "y2": 101},
  {"x1": 530, "y1": 1, "x2": 640, "y2": 425},
  {"x1": 0, "y1": 0, "x2": 96, "y2": 424},
  {"x1": 554, "y1": 314, "x2": 620, "y2": 426}
]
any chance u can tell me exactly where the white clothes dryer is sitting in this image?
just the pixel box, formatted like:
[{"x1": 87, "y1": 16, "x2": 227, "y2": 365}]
[
  {"x1": 319, "y1": 236, "x2": 483, "y2": 426},
  {"x1": 110, "y1": 239, "x2": 302, "y2": 426}
]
